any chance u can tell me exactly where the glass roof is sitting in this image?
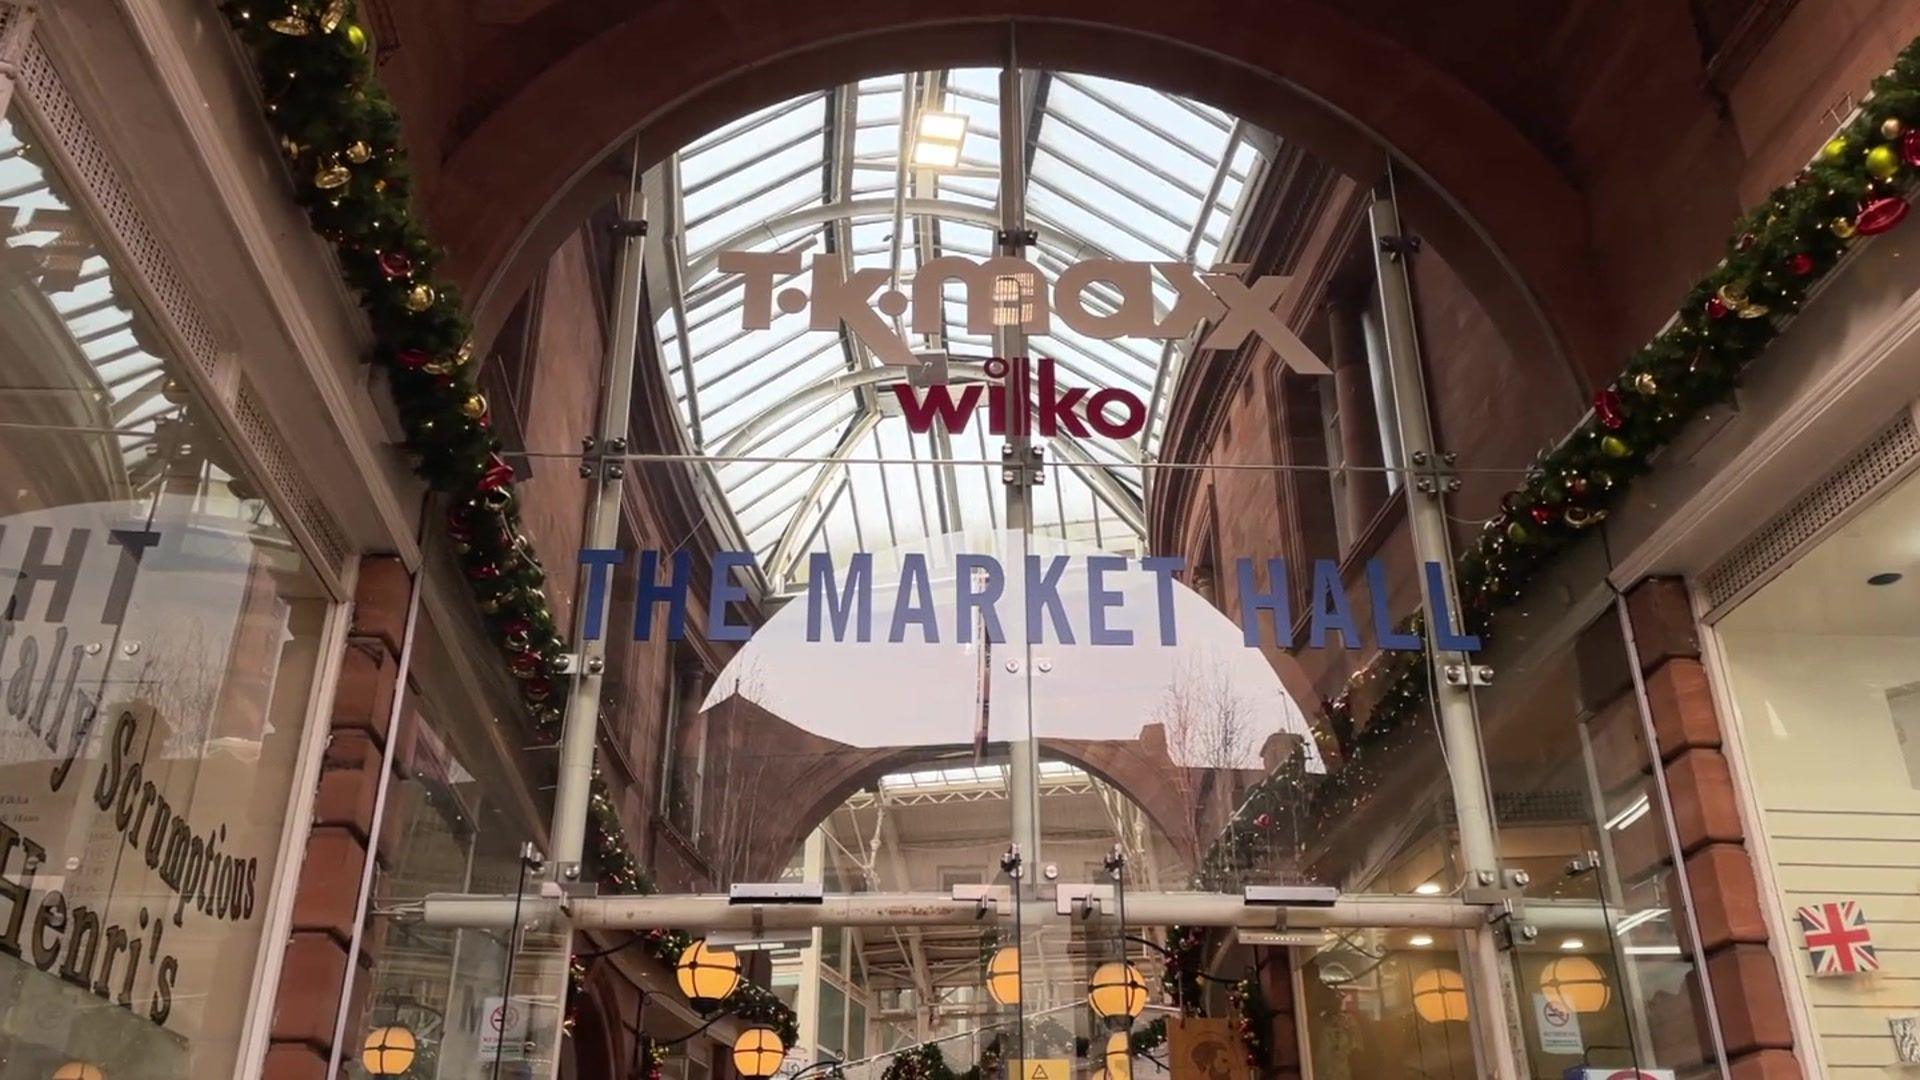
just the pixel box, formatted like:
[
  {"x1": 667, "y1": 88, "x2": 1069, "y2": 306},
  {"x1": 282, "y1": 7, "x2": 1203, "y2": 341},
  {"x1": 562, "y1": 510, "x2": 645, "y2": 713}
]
[{"x1": 648, "y1": 70, "x2": 1270, "y2": 593}]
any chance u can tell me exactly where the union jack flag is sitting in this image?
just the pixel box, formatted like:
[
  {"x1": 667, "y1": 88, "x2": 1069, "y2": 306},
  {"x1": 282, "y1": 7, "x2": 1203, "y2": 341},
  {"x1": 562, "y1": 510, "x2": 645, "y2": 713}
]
[{"x1": 1796, "y1": 900, "x2": 1878, "y2": 976}]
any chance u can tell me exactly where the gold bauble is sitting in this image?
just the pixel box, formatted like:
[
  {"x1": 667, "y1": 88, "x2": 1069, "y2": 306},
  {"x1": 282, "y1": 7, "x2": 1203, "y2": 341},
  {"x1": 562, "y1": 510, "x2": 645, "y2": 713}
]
[
  {"x1": 345, "y1": 140, "x2": 372, "y2": 164},
  {"x1": 1631, "y1": 371, "x2": 1658, "y2": 396},
  {"x1": 1822, "y1": 136, "x2": 1851, "y2": 163},
  {"x1": 1600, "y1": 435, "x2": 1632, "y2": 458},
  {"x1": 1867, "y1": 144, "x2": 1902, "y2": 180},
  {"x1": 1833, "y1": 216, "x2": 1859, "y2": 239},
  {"x1": 160, "y1": 377, "x2": 192, "y2": 405},
  {"x1": 267, "y1": 11, "x2": 313, "y2": 35},
  {"x1": 342, "y1": 22, "x2": 370, "y2": 54},
  {"x1": 461, "y1": 393, "x2": 489, "y2": 420},
  {"x1": 1885, "y1": 117, "x2": 1906, "y2": 140},
  {"x1": 318, "y1": 0, "x2": 348, "y2": 32},
  {"x1": 279, "y1": 135, "x2": 304, "y2": 159},
  {"x1": 314, "y1": 159, "x2": 351, "y2": 190},
  {"x1": 405, "y1": 283, "x2": 436, "y2": 312},
  {"x1": 1715, "y1": 282, "x2": 1748, "y2": 306}
]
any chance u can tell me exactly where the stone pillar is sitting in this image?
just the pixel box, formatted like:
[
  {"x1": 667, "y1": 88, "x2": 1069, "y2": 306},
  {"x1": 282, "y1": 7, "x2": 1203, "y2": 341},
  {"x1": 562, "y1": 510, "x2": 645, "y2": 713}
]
[
  {"x1": 264, "y1": 556, "x2": 412, "y2": 1079},
  {"x1": 1623, "y1": 577, "x2": 1803, "y2": 1080},
  {"x1": 1325, "y1": 296, "x2": 1387, "y2": 536}
]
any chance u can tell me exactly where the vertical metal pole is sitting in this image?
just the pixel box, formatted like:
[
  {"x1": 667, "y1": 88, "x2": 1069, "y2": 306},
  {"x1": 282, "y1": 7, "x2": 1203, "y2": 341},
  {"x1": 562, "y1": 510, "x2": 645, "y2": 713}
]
[
  {"x1": 1367, "y1": 172, "x2": 1525, "y2": 1079},
  {"x1": 550, "y1": 145, "x2": 648, "y2": 878},
  {"x1": 997, "y1": 44, "x2": 1043, "y2": 874}
]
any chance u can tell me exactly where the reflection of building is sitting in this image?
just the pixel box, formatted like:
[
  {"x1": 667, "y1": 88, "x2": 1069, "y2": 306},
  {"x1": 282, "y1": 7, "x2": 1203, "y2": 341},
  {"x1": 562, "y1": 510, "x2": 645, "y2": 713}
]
[{"x1": 10, "y1": 2, "x2": 1920, "y2": 1078}]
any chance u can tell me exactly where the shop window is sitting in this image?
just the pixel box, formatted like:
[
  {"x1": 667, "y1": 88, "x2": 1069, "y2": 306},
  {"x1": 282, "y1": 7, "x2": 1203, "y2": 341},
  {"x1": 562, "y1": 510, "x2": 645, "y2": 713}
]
[
  {"x1": 0, "y1": 106, "x2": 332, "y2": 1077},
  {"x1": 1714, "y1": 462, "x2": 1920, "y2": 1069}
]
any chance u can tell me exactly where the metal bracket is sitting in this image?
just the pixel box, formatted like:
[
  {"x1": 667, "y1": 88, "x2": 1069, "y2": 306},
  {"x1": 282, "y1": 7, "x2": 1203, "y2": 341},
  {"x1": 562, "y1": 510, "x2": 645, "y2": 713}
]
[
  {"x1": 1487, "y1": 897, "x2": 1538, "y2": 951},
  {"x1": 577, "y1": 434, "x2": 629, "y2": 481},
  {"x1": 1378, "y1": 233, "x2": 1421, "y2": 261},
  {"x1": 996, "y1": 227, "x2": 1038, "y2": 250},
  {"x1": 1442, "y1": 663, "x2": 1495, "y2": 687},
  {"x1": 1407, "y1": 448, "x2": 1461, "y2": 498},
  {"x1": 1001, "y1": 444, "x2": 1045, "y2": 488},
  {"x1": 951, "y1": 883, "x2": 1012, "y2": 919},
  {"x1": 610, "y1": 218, "x2": 649, "y2": 238},
  {"x1": 1056, "y1": 883, "x2": 1116, "y2": 918}
]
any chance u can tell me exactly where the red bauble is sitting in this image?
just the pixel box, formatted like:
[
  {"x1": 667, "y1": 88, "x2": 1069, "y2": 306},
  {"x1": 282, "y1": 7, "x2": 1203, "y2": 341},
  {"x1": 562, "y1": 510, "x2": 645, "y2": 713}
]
[
  {"x1": 509, "y1": 651, "x2": 542, "y2": 678},
  {"x1": 477, "y1": 453, "x2": 516, "y2": 493},
  {"x1": 1528, "y1": 505, "x2": 1556, "y2": 526},
  {"x1": 1904, "y1": 130, "x2": 1920, "y2": 167},
  {"x1": 395, "y1": 347, "x2": 431, "y2": 369},
  {"x1": 1705, "y1": 295, "x2": 1732, "y2": 320},
  {"x1": 1593, "y1": 387, "x2": 1626, "y2": 430},
  {"x1": 525, "y1": 677, "x2": 555, "y2": 703},
  {"x1": 467, "y1": 561, "x2": 502, "y2": 581},
  {"x1": 446, "y1": 507, "x2": 474, "y2": 540},
  {"x1": 503, "y1": 615, "x2": 534, "y2": 636},
  {"x1": 1787, "y1": 252, "x2": 1815, "y2": 276},
  {"x1": 1857, "y1": 196, "x2": 1911, "y2": 236},
  {"x1": 377, "y1": 250, "x2": 413, "y2": 279},
  {"x1": 1254, "y1": 812, "x2": 1273, "y2": 831}
]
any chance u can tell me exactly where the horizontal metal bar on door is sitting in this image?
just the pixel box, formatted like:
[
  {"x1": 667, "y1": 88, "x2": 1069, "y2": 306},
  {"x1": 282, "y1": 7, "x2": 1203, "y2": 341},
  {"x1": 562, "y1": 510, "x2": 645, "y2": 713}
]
[{"x1": 400, "y1": 891, "x2": 1619, "y2": 933}]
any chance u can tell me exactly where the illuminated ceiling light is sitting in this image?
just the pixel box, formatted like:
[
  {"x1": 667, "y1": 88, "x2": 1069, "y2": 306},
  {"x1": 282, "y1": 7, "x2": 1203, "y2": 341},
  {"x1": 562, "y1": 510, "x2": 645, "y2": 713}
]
[
  {"x1": 360, "y1": 1026, "x2": 418, "y2": 1076},
  {"x1": 987, "y1": 944, "x2": 1022, "y2": 1006},
  {"x1": 1560, "y1": 938, "x2": 1584, "y2": 951},
  {"x1": 1540, "y1": 955, "x2": 1612, "y2": 1014},
  {"x1": 733, "y1": 1026, "x2": 788, "y2": 1079},
  {"x1": 1087, "y1": 961, "x2": 1148, "y2": 1029},
  {"x1": 52, "y1": 1065, "x2": 107, "y2": 1080},
  {"x1": 676, "y1": 938, "x2": 742, "y2": 1013},
  {"x1": 1412, "y1": 968, "x2": 1469, "y2": 1024},
  {"x1": 1413, "y1": 881, "x2": 1443, "y2": 896},
  {"x1": 1408, "y1": 934, "x2": 1434, "y2": 948},
  {"x1": 910, "y1": 110, "x2": 969, "y2": 171}
]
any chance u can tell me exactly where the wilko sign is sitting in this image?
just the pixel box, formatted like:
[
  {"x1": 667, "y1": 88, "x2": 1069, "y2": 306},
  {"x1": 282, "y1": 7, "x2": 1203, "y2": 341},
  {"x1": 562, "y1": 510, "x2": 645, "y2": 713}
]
[
  {"x1": 894, "y1": 357, "x2": 1143, "y2": 438},
  {"x1": 717, "y1": 251, "x2": 1327, "y2": 374}
]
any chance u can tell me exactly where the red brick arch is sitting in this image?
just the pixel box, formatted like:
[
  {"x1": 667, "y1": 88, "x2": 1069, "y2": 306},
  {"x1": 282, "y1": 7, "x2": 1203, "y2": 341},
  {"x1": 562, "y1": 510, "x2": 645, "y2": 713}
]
[{"x1": 431, "y1": 1, "x2": 1610, "y2": 389}]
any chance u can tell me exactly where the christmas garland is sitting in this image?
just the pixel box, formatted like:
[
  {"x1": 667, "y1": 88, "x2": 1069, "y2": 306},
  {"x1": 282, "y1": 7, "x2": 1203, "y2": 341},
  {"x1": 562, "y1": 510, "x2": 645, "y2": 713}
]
[
  {"x1": 217, "y1": 0, "x2": 800, "y2": 1046},
  {"x1": 1225, "y1": 977, "x2": 1273, "y2": 1075},
  {"x1": 1193, "y1": 31, "x2": 1920, "y2": 886}
]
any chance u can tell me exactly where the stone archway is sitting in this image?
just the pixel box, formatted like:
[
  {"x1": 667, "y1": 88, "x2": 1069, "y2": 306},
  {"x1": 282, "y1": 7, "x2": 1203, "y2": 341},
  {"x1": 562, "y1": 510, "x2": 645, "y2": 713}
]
[
  {"x1": 428, "y1": 1, "x2": 1608, "y2": 393},
  {"x1": 707, "y1": 693, "x2": 1266, "y2": 884}
]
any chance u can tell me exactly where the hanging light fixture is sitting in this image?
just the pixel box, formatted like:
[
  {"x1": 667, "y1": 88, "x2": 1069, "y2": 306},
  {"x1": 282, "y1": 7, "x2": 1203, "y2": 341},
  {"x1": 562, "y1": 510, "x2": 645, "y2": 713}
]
[
  {"x1": 1411, "y1": 968, "x2": 1469, "y2": 1024},
  {"x1": 676, "y1": 938, "x2": 742, "y2": 1012},
  {"x1": 987, "y1": 944, "x2": 1022, "y2": 1006},
  {"x1": 910, "y1": 110, "x2": 970, "y2": 170},
  {"x1": 1539, "y1": 955, "x2": 1612, "y2": 1014},
  {"x1": 1103, "y1": 1030, "x2": 1132, "y2": 1080},
  {"x1": 733, "y1": 1026, "x2": 788, "y2": 1079},
  {"x1": 360, "y1": 1025, "x2": 419, "y2": 1076},
  {"x1": 1087, "y1": 962, "x2": 1148, "y2": 1029},
  {"x1": 51, "y1": 1064, "x2": 105, "y2": 1080}
]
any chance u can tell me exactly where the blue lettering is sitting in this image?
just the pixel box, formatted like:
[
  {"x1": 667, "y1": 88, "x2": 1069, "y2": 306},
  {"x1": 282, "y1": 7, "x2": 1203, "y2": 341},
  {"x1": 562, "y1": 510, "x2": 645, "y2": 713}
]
[
  {"x1": 956, "y1": 555, "x2": 1006, "y2": 645},
  {"x1": 1367, "y1": 560, "x2": 1422, "y2": 651},
  {"x1": 1024, "y1": 555, "x2": 1075, "y2": 645},
  {"x1": 889, "y1": 554, "x2": 940, "y2": 643},
  {"x1": 577, "y1": 548, "x2": 625, "y2": 641},
  {"x1": 634, "y1": 550, "x2": 692, "y2": 641},
  {"x1": 1235, "y1": 558, "x2": 1293, "y2": 648},
  {"x1": 807, "y1": 552, "x2": 873, "y2": 642},
  {"x1": 1141, "y1": 556, "x2": 1184, "y2": 646},
  {"x1": 1425, "y1": 561, "x2": 1482, "y2": 652},
  {"x1": 707, "y1": 551, "x2": 756, "y2": 642},
  {"x1": 1086, "y1": 556, "x2": 1131, "y2": 646},
  {"x1": 1308, "y1": 559, "x2": 1359, "y2": 649}
]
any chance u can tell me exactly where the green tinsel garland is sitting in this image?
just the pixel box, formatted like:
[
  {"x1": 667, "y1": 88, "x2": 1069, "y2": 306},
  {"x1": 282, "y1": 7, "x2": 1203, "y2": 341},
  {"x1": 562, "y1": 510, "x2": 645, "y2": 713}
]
[{"x1": 1192, "y1": 31, "x2": 1920, "y2": 885}]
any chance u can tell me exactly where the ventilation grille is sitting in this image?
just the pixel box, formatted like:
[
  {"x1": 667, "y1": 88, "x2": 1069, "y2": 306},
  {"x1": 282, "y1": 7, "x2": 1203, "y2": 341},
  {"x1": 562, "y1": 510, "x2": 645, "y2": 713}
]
[
  {"x1": 19, "y1": 34, "x2": 352, "y2": 588},
  {"x1": 19, "y1": 38, "x2": 223, "y2": 380},
  {"x1": 1703, "y1": 407, "x2": 1920, "y2": 613},
  {"x1": 235, "y1": 382, "x2": 353, "y2": 577}
]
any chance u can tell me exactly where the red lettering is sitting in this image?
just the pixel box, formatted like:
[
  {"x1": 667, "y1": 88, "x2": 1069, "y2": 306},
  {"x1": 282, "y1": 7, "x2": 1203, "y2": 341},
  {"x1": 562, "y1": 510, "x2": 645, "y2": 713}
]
[{"x1": 891, "y1": 383, "x2": 984, "y2": 434}]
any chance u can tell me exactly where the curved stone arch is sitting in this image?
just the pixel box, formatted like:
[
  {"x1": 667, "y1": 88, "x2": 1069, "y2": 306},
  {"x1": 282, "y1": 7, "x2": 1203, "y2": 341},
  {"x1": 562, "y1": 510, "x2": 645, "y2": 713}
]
[
  {"x1": 739, "y1": 736, "x2": 1240, "y2": 885},
  {"x1": 432, "y1": 1, "x2": 1607, "y2": 392}
]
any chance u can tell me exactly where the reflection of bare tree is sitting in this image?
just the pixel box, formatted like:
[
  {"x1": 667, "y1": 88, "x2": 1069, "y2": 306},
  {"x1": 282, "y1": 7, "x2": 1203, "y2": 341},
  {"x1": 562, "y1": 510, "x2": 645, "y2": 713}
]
[
  {"x1": 700, "y1": 664, "x2": 772, "y2": 886},
  {"x1": 1151, "y1": 656, "x2": 1251, "y2": 872}
]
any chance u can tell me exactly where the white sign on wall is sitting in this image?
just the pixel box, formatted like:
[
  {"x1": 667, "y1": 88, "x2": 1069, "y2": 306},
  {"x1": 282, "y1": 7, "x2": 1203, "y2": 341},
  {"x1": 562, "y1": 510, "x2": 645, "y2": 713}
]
[
  {"x1": 1532, "y1": 992, "x2": 1583, "y2": 1056},
  {"x1": 480, "y1": 995, "x2": 530, "y2": 1059}
]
